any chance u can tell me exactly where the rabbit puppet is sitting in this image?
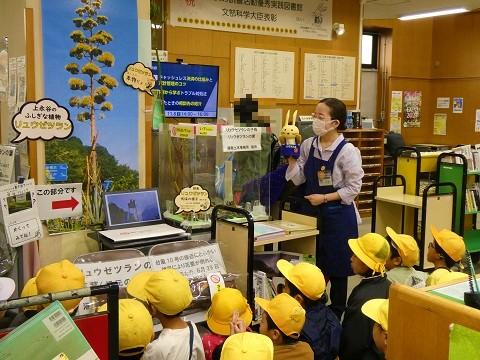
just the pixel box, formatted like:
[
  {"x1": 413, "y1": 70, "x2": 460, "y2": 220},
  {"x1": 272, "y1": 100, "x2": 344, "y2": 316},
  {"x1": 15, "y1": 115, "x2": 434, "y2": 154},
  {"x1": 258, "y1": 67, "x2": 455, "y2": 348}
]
[{"x1": 279, "y1": 109, "x2": 302, "y2": 158}]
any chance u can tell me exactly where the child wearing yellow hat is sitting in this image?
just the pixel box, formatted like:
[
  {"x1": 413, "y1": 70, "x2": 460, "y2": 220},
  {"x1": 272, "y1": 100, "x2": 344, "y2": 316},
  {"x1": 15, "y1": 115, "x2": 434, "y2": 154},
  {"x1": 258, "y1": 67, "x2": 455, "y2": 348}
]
[
  {"x1": 256, "y1": 293, "x2": 313, "y2": 360},
  {"x1": 98, "y1": 299, "x2": 154, "y2": 359},
  {"x1": 220, "y1": 332, "x2": 273, "y2": 360},
  {"x1": 361, "y1": 299, "x2": 389, "y2": 357},
  {"x1": 276, "y1": 260, "x2": 341, "y2": 360},
  {"x1": 339, "y1": 233, "x2": 391, "y2": 360},
  {"x1": 426, "y1": 226, "x2": 468, "y2": 286},
  {"x1": 385, "y1": 227, "x2": 427, "y2": 288},
  {"x1": 202, "y1": 288, "x2": 252, "y2": 360},
  {"x1": 141, "y1": 268, "x2": 206, "y2": 360}
]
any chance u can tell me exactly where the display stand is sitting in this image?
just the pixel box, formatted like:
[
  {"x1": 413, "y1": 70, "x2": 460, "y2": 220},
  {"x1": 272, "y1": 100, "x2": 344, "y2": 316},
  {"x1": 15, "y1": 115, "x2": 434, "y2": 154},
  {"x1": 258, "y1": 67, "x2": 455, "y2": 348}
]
[
  {"x1": 388, "y1": 283, "x2": 480, "y2": 360},
  {"x1": 437, "y1": 152, "x2": 480, "y2": 253},
  {"x1": 211, "y1": 205, "x2": 318, "y2": 311},
  {"x1": 372, "y1": 175, "x2": 456, "y2": 270}
]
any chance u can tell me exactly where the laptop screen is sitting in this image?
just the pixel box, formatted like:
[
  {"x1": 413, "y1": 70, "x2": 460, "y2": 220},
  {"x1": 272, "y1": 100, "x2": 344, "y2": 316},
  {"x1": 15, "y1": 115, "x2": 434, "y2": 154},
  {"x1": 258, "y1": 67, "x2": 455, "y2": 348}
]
[{"x1": 103, "y1": 189, "x2": 162, "y2": 229}]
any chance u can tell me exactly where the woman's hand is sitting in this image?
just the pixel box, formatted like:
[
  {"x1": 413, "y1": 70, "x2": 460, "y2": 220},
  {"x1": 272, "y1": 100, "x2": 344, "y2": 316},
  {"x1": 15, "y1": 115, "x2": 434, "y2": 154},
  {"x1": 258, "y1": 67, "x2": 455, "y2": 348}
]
[{"x1": 304, "y1": 193, "x2": 326, "y2": 206}]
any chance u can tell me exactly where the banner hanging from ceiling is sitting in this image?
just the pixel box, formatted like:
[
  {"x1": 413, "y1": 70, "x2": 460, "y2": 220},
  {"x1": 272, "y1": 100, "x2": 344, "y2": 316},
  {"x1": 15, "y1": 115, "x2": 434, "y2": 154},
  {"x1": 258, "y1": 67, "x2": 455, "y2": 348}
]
[{"x1": 170, "y1": 0, "x2": 333, "y2": 41}]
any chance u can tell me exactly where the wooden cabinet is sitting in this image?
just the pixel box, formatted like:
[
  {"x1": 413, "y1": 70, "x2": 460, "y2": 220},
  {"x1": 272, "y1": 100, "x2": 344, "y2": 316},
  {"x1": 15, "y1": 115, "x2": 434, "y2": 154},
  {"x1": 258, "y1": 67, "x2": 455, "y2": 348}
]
[{"x1": 342, "y1": 129, "x2": 385, "y2": 218}]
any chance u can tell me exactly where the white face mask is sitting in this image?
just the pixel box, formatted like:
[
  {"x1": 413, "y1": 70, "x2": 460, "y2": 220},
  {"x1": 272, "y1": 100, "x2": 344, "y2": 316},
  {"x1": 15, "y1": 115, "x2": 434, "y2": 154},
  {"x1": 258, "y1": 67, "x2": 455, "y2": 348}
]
[{"x1": 312, "y1": 118, "x2": 333, "y2": 136}]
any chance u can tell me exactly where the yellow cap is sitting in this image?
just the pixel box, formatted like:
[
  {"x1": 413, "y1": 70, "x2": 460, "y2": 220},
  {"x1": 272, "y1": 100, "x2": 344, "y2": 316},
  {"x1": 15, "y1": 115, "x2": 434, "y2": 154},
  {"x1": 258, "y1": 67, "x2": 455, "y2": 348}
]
[
  {"x1": 428, "y1": 268, "x2": 468, "y2": 286},
  {"x1": 386, "y1": 227, "x2": 420, "y2": 267},
  {"x1": 348, "y1": 233, "x2": 390, "y2": 273},
  {"x1": 207, "y1": 288, "x2": 252, "y2": 336},
  {"x1": 127, "y1": 271, "x2": 154, "y2": 302},
  {"x1": 99, "y1": 299, "x2": 154, "y2": 355},
  {"x1": 431, "y1": 225, "x2": 466, "y2": 262},
  {"x1": 255, "y1": 293, "x2": 305, "y2": 338},
  {"x1": 220, "y1": 332, "x2": 274, "y2": 360},
  {"x1": 276, "y1": 260, "x2": 326, "y2": 300},
  {"x1": 36, "y1": 260, "x2": 85, "y2": 311},
  {"x1": 144, "y1": 268, "x2": 192, "y2": 315},
  {"x1": 361, "y1": 299, "x2": 389, "y2": 331},
  {"x1": 20, "y1": 277, "x2": 41, "y2": 312}
]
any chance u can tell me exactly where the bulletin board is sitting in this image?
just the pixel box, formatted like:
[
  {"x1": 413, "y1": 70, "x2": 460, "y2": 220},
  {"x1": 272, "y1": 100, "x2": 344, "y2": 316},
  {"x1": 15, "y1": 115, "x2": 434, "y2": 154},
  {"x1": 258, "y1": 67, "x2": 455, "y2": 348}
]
[
  {"x1": 300, "y1": 48, "x2": 357, "y2": 106},
  {"x1": 230, "y1": 42, "x2": 299, "y2": 104}
]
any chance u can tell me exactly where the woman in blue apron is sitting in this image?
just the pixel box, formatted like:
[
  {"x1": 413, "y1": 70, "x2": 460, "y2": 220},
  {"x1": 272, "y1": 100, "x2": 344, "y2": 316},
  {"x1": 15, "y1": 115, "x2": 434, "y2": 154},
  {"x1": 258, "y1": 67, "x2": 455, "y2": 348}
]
[{"x1": 286, "y1": 98, "x2": 364, "y2": 319}]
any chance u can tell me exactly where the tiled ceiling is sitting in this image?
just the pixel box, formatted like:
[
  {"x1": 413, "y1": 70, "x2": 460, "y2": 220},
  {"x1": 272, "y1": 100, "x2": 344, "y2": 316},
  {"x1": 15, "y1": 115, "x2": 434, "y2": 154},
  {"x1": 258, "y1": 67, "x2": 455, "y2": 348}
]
[{"x1": 364, "y1": 0, "x2": 480, "y2": 19}]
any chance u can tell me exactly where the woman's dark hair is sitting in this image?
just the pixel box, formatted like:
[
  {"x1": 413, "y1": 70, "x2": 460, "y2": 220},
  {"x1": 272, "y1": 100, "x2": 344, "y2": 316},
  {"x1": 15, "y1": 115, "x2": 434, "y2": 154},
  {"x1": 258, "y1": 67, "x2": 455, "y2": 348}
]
[
  {"x1": 286, "y1": 279, "x2": 327, "y2": 309},
  {"x1": 265, "y1": 312, "x2": 298, "y2": 345},
  {"x1": 434, "y1": 240, "x2": 457, "y2": 268},
  {"x1": 319, "y1": 98, "x2": 347, "y2": 130},
  {"x1": 386, "y1": 235, "x2": 400, "y2": 260}
]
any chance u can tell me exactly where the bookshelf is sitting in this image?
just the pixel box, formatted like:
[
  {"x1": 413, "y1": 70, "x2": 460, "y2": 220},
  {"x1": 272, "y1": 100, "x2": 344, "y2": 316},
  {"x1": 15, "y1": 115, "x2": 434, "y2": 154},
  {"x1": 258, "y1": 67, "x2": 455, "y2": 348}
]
[{"x1": 342, "y1": 129, "x2": 384, "y2": 218}]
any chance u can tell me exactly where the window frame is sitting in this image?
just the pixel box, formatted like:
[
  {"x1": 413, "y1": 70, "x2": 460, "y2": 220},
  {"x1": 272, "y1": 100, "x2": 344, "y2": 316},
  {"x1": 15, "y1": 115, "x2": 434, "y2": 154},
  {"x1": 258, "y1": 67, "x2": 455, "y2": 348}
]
[{"x1": 362, "y1": 32, "x2": 379, "y2": 70}]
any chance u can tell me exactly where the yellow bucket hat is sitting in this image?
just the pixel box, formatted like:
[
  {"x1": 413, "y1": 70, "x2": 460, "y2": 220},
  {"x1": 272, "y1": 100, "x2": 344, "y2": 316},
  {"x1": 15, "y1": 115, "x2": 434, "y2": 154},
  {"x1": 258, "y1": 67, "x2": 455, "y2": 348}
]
[
  {"x1": 348, "y1": 233, "x2": 390, "y2": 274},
  {"x1": 386, "y1": 227, "x2": 420, "y2": 267},
  {"x1": 36, "y1": 260, "x2": 85, "y2": 311},
  {"x1": 361, "y1": 299, "x2": 389, "y2": 331},
  {"x1": 220, "y1": 332, "x2": 274, "y2": 360},
  {"x1": 20, "y1": 277, "x2": 41, "y2": 312},
  {"x1": 99, "y1": 299, "x2": 154, "y2": 355},
  {"x1": 431, "y1": 225, "x2": 466, "y2": 262},
  {"x1": 276, "y1": 260, "x2": 326, "y2": 300},
  {"x1": 126, "y1": 271, "x2": 154, "y2": 302},
  {"x1": 206, "y1": 288, "x2": 252, "y2": 336},
  {"x1": 144, "y1": 268, "x2": 192, "y2": 315},
  {"x1": 255, "y1": 293, "x2": 306, "y2": 339}
]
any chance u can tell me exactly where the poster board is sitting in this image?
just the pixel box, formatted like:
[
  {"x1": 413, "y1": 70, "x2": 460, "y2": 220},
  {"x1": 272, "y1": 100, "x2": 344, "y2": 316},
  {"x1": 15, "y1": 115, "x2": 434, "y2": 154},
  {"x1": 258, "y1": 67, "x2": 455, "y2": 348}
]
[
  {"x1": 300, "y1": 48, "x2": 357, "y2": 106},
  {"x1": 230, "y1": 43, "x2": 298, "y2": 103}
]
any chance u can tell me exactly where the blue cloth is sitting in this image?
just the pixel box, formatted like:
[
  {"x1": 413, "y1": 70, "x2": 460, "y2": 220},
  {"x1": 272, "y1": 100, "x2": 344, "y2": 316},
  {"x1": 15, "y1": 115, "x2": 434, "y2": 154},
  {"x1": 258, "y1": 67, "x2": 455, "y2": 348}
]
[
  {"x1": 300, "y1": 300, "x2": 342, "y2": 360},
  {"x1": 303, "y1": 137, "x2": 357, "y2": 277}
]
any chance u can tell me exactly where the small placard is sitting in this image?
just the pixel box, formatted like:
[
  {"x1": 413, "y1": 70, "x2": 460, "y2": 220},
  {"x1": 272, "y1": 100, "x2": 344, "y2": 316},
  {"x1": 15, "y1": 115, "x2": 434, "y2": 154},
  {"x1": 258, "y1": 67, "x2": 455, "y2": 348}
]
[
  {"x1": 196, "y1": 124, "x2": 217, "y2": 137},
  {"x1": 36, "y1": 183, "x2": 82, "y2": 220},
  {"x1": 0, "y1": 145, "x2": 16, "y2": 185},
  {"x1": 221, "y1": 126, "x2": 261, "y2": 152},
  {"x1": 174, "y1": 185, "x2": 210, "y2": 214},
  {"x1": 169, "y1": 123, "x2": 195, "y2": 139}
]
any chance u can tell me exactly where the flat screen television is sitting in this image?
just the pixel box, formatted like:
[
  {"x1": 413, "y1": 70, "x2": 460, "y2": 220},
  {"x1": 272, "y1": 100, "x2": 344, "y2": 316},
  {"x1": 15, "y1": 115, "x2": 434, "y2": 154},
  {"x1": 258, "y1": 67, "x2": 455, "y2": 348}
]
[{"x1": 152, "y1": 61, "x2": 219, "y2": 118}]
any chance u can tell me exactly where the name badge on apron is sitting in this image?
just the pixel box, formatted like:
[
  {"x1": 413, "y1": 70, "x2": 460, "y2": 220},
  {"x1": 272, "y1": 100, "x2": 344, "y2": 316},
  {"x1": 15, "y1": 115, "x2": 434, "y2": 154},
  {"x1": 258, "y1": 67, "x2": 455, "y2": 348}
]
[{"x1": 318, "y1": 165, "x2": 333, "y2": 187}]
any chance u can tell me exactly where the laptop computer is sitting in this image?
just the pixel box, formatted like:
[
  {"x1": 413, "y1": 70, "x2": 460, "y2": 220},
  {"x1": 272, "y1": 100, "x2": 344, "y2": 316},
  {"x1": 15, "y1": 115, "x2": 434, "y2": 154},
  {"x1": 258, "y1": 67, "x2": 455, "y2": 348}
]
[{"x1": 99, "y1": 188, "x2": 185, "y2": 242}]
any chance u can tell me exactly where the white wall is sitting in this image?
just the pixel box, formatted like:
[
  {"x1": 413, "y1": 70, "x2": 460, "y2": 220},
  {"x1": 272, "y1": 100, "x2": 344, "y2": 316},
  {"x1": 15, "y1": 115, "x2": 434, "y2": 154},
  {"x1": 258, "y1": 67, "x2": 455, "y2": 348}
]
[{"x1": 360, "y1": 69, "x2": 377, "y2": 120}]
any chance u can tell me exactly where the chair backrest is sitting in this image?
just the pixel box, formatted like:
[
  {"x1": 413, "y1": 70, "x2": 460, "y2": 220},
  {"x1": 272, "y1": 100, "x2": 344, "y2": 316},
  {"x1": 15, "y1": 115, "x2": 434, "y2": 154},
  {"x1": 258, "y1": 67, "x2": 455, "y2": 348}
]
[{"x1": 148, "y1": 239, "x2": 210, "y2": 256}]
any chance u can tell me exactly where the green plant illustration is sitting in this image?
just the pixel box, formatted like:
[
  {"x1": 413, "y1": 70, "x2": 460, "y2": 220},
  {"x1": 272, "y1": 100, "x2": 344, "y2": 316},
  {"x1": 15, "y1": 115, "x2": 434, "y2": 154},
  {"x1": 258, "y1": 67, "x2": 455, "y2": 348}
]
[{"x1": 65, "y1": 0, "x2": 118, "y2": 226}]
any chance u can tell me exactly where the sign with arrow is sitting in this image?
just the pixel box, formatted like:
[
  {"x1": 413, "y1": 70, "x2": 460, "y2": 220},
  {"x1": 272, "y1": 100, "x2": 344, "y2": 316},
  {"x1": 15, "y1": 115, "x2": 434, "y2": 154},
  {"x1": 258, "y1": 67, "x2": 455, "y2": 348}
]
[{"x1": 36, "y1": 183, "x2": 82, "y2": 220}]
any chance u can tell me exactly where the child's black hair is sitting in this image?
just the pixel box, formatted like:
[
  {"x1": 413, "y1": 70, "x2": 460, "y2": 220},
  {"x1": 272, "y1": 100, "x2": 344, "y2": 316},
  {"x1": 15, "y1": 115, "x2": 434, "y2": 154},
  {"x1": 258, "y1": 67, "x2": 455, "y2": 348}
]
[
  {"x1": 286, "y1": 279, "x2": 327, "y2": 309},
  {"x1": 386, "y1": 235, "x2": 400, "y2": 260},
  {"x1": 265, "y1": 311, "x2": 298, "y2": 345},
  {"x1": 434, "y1": 240, "x2": 457, "y2": 268}
]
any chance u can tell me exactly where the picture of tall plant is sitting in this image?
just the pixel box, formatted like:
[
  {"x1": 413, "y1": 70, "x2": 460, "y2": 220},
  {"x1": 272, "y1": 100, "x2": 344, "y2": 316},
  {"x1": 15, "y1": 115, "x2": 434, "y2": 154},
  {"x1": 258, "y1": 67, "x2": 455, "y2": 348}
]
[{"x1": 65, "y1": 0, "x2": 118, "y2": 226}]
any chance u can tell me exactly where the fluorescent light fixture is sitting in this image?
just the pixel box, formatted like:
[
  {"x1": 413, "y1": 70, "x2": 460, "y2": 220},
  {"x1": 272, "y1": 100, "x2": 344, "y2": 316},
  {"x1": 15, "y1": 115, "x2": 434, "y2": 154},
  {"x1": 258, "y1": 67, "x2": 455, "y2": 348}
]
[{"x1": 399, "y1": 7, "x2": 468, "y2": 21}]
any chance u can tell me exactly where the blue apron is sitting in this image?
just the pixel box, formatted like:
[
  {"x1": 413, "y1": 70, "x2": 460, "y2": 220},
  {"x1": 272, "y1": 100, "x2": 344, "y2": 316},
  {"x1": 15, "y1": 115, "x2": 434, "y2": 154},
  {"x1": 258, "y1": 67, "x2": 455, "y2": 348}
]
[{"x1": 304, "y1": 137, "x2": 358, "y2": 277}]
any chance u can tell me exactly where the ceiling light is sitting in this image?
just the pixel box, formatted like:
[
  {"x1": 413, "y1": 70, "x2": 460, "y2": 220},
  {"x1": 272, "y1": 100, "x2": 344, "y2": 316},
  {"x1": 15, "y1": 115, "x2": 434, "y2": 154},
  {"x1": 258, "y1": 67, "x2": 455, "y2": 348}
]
[{"x1": 399, "y1": 7, "x2": 468, "y2": 21}]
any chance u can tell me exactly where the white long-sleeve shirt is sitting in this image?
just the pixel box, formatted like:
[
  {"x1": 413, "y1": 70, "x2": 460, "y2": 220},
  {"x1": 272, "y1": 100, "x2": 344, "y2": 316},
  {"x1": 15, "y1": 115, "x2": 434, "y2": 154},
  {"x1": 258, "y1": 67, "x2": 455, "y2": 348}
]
[{"x1": 286, "y1": 134, "x2": 364, "y2": 206}]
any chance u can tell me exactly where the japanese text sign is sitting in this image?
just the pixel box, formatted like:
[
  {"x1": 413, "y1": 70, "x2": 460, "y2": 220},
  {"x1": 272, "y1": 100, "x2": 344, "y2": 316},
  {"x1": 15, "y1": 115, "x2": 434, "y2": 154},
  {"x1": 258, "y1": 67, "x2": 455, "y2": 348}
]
[
  {"x1": 174, "y1": 185, "x2": 211, "y2": 214},
  {"x1": 36, "y1": 183, "x2": 82, "y2": 220},
  {"x1": 11, "y1": 98, "x2": 73, "y2": 143},
  {"x1": 222, "y1": 126, "x2": 262, "y2": 152},
  {"x1": 76, "y1": 244, "x2": 226, "y2": 289},
  {"x1": 0, "y1": 145, "x2": 15, "y2": 186},
  {"x1": 122, "y1": 62, "x2": 156, "y2": 96},
  {"x1": 0, "y1": 179, "x2": 42, "y2": 247},
  {"x1": 196, "y1": 124, "x2": 217, "y2": 137},
  {"x1": 169, "y1": 123, "x2": 195, "y2": 139}
]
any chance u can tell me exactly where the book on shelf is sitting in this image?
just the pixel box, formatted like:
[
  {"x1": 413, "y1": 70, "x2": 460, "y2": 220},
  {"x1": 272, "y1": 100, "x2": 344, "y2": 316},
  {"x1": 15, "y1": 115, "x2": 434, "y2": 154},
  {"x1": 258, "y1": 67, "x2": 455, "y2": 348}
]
[{"x1": 252, "y1": 222, "x2": 285, "y2": 240}]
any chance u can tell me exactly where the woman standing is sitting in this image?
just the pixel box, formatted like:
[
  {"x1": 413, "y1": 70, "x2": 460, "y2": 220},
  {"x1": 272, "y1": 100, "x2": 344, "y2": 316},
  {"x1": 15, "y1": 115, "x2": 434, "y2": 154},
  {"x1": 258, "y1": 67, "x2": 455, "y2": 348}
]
[{"x1": 286, "y1": 98, "x2": 363, "y2": 319}]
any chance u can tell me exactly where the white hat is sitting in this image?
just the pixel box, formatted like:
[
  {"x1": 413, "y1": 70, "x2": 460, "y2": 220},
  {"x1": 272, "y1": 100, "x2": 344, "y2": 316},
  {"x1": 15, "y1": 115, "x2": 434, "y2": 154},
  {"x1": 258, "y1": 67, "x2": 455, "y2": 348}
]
[{"x1": 0, "y1": 277, "x2": 15, "y2": 300}]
